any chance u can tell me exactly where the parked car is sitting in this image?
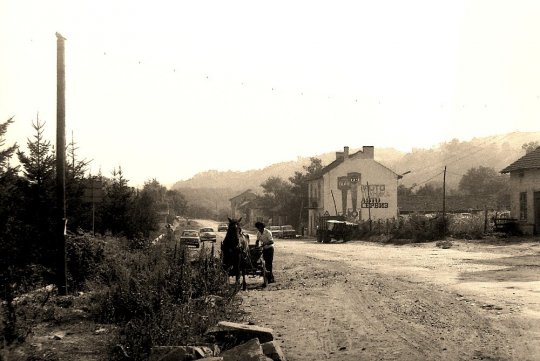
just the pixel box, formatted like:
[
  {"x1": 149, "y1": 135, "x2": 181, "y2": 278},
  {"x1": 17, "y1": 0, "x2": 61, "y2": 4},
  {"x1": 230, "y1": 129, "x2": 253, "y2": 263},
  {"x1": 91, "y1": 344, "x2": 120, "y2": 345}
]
[
  {"x1": 180, "y1": 230, "x2": 200, "y2": 248},
  {"x1": 281, "y1": 225, "x2": 296, "y2": 238},
  {"x1": 199, "y1": 227, "x2": 217, "y2": 242},
  {"x1": 217, "y1": 223, "x2": 228, "y2": 232},
  {"x1": 267, "y1": 225, "x2": 283, "y2": 238}
]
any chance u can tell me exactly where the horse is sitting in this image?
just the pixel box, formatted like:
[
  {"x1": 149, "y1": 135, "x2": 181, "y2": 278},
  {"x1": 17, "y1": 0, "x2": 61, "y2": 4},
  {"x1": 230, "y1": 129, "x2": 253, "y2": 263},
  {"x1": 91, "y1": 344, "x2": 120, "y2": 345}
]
[{"x1": 221, "y1": 217, "x2": 251, "y2": 290}]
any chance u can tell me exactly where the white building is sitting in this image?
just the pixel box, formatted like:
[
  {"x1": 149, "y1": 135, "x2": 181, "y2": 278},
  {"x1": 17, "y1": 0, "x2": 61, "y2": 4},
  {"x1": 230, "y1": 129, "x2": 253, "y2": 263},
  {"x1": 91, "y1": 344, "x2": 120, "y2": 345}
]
[
  {"x1": 306, "y1": 146, "x2": 400, "y2": 236},
  {"x1": 501, "y1": 147, "x2": 540, "y2": 235}
]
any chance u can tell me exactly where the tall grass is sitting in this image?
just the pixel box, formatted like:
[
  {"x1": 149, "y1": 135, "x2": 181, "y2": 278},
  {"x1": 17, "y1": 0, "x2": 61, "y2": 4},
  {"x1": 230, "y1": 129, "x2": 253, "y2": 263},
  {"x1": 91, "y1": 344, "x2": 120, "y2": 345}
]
[{"x1": 88, "y1": 238, "x2": 236, "y2": 360}]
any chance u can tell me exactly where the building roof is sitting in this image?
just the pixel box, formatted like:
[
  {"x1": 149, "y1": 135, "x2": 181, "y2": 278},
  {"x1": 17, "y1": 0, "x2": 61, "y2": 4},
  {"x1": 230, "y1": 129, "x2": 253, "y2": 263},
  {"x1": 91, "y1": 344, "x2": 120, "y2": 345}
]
[
  {"x1": 229, "y1": 189, "x2": 256, "y2": 202},
  {"x1": 501, "y1": 147, "x2": 540, "y2": 173},
  {"x1": 307, "y1": 149, "x2": 398, "y2": 181}
]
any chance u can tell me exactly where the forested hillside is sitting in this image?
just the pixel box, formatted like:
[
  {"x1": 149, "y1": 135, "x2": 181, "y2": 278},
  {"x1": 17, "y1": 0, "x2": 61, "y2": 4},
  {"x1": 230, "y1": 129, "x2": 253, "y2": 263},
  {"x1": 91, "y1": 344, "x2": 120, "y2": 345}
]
[{"x1": 173, "y1": 132, "x2": 540, "y2": 207}]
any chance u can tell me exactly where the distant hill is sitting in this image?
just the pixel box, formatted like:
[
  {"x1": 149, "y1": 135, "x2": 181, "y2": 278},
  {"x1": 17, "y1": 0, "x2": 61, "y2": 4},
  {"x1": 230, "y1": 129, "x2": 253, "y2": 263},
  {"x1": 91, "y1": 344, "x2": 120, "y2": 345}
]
[{"x1": 172, "y1": 131, "x2": 540, "y2": 212}]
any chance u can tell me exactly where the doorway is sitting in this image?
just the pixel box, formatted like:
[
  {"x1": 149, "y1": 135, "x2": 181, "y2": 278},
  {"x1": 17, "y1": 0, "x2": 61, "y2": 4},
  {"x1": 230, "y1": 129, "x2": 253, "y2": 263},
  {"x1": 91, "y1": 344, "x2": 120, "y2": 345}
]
[{"x1": 534, "y1": 192, "x2": 540, "y2": 235}]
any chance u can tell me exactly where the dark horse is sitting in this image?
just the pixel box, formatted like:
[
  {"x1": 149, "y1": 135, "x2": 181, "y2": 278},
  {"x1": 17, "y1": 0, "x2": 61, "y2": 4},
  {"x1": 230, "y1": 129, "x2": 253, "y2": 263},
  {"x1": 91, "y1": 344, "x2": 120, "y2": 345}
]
[{"x1": 221, "y1": 217, "x2": 250, "y2": 290}]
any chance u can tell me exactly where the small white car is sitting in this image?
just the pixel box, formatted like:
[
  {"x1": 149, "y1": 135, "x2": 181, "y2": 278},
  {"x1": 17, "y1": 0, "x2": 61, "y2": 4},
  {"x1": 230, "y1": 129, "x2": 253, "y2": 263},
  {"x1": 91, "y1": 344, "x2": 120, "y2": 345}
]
[
  {"x1": 199, "y1": 227, "x2": 217, "y2": 242},
  {"x1": 180, "y1": 230, "x2": 201, "y2": 248}
]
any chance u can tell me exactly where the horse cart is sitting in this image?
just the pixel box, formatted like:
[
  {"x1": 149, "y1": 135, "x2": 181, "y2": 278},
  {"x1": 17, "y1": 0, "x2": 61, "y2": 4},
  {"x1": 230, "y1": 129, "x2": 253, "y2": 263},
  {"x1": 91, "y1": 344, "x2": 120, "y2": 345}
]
[{"x1": 243, "y1": 245, "x2": 269, "y2": 289}]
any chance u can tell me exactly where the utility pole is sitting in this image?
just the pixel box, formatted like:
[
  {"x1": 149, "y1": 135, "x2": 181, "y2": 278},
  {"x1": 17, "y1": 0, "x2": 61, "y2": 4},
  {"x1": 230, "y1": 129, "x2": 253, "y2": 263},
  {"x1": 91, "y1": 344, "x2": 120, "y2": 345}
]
[
  {"x1": 330, "y1": 189, "x2": 338, "y2": 216},
  {"x1": 367, "y1": 181, "x2": 372, "y2": 231},
  {"x1": 442, "y1": 166, "x2": 447, "y2": 237},
  {"x1": 55, "y1": 32, "x2": 67, "y2": 295}
]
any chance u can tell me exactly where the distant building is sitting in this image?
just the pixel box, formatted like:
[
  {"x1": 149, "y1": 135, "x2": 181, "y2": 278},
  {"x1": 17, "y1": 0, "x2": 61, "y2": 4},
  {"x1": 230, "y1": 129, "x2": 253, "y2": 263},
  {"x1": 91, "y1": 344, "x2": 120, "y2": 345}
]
[
  {"x1": 501, "y1": 147, "x2": 540, "y2": 235},
  {"x1": 229, "y1": 189, "x2": 257, "y2": 220},
  {"x1": 228, "y1": 189, "x2": 286, "y2": 226},
  {"x1": 306, "y1": 146, "x2": 400, "y2": 236}
]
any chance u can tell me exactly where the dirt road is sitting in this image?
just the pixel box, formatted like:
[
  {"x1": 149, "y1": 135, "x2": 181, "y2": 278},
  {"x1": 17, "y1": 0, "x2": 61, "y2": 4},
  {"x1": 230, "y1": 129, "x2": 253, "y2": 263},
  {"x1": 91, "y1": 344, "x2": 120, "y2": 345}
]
[{"x1": 239, "y1": 238, "x2": 540, "y2": 361}]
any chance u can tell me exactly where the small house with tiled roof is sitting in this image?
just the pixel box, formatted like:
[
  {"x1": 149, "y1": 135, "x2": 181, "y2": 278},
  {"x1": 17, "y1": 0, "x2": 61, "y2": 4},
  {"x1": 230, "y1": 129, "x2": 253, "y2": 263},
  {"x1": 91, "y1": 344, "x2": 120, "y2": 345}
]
[
  {"x1": 501, "y1": 147, "x2": 540, "y2": 235},
  {"x1": 306, "y1": 146, "x2": 400, "y2": 236},
  {"x1": 229, "y1": 189, "x2": 257, "y2": 220}
]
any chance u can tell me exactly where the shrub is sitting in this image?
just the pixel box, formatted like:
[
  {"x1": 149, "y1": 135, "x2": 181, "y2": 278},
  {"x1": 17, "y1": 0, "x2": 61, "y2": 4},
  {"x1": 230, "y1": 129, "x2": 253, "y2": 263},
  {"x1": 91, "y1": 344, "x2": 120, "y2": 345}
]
[
  {"x1": 88, "y1": 239, "x2": 236, "y2": 360},
  {"x1": 447, "y1": 214, "x2": 485, "y2": 239},
  {"x1": 66, "y1": 233, "x2": 106, "y2": 292}
]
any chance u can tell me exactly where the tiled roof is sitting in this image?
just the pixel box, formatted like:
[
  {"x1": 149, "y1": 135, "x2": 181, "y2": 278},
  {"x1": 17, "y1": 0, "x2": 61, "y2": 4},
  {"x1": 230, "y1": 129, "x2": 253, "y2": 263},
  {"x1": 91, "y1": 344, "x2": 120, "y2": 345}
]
[{"x1": 501, "y1": 147, "x2": 540, "y2": 173}]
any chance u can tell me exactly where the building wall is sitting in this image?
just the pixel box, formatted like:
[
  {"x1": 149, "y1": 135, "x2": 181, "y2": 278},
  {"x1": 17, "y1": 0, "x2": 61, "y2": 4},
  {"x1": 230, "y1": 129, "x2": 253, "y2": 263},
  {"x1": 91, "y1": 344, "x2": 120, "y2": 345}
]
[
  {"x1": 230, "y1": 191, "x2": 257, "y2": 218},
  {"x1": 509, "y1": 169, "x2": 540, "y2": 235},
  {"x1": 308, "y1": 158, "x2": 398, "y2": 236}
]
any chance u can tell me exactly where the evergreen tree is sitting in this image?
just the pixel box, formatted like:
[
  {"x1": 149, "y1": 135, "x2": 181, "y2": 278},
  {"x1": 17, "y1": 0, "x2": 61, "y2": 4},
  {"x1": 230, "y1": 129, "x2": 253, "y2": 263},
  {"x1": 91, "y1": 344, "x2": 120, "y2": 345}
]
[
  {"x1": 99, "y1": 167, "x2": 134, "y2": 236},
  {"x1": 16, "y1": 115, "x2": 57, "y2": 267},
  {"x1": 65, "y1": 132, "x2": 91, "y2": 231},
  {"x1": 0, "y1": 117, "x2": 23, "y2": 275}
]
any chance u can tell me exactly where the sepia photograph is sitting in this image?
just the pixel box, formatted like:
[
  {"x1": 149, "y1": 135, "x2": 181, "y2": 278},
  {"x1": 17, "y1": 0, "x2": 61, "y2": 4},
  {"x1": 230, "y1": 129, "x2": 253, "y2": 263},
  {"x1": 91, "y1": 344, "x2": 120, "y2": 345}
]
[{"x1": 1, "y1": 1, "x2": 540, "y2": 360}]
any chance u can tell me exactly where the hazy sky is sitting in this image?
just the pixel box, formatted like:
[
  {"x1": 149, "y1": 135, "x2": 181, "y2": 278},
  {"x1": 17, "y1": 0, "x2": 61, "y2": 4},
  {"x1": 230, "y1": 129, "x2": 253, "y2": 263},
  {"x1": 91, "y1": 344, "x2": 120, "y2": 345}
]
[{"x1": 1, "y1": 0, "x2": 539, "y2": 187}]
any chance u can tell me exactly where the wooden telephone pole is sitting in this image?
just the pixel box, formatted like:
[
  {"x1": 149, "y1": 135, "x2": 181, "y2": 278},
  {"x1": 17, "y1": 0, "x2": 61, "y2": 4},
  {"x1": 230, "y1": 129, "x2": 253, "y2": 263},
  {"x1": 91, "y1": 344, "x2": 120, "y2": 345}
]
[
  {"x1": 56, "y1": 32, "x2": 67, "y2": 295},
  {"x1": 442, "y1": 166, "x2": 447, "y2": 237}
]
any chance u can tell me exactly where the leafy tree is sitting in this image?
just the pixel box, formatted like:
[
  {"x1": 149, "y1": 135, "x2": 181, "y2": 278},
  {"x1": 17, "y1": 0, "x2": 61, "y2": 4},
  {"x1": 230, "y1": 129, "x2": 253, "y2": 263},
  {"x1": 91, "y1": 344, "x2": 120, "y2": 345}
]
[
  {"x1": 458, "y1": 166, "x2": 507, "y2": 196},
  {"x1": 129, "y1": 187, "x2": 161, "y2": 238},
  {"x1": 288, "y1": 158, "x2": 324, "y2": 227},
  {"x1": 522, "y1": 141, "x2": 539, "y2": 154},
  {"x1": 398, "y1": 184, "x2": 414, "y2": 197},
  {"x1": 166, "y1": 189, "x2": 187, "y2": 216},
  {"x1": 261, "y1": 176, "x2": 293, "y2": 207},
  {"x1": 255, "y1": 158, "x2": 324, "y2": 228},
  {"x1": 414, "y1": 183, "x2": 442, "y2": 197}
]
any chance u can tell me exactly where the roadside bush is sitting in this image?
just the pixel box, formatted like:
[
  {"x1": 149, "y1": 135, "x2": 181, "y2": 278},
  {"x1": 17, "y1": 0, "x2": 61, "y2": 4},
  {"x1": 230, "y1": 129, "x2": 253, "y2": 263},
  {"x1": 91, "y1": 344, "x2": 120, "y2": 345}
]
[
  {"x1": 66, "y1": 233, "x2": 106, "y2": 292},
  {"x1": 447, "y1": 214, "x2": 485, "y2": 239},
  {"x1": 89, "y1": 239, "x2": 236, "y2": 361},
  {"x1": 352, "y1": 215, "x2": 447, "y2": 243}
]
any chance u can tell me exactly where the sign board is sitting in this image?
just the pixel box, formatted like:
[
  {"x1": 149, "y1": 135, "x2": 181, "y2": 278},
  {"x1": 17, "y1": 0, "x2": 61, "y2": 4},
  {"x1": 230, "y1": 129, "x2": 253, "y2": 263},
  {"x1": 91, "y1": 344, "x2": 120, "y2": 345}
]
[{"x1": 82, "y1": 179, "x2": 104, "y2": 203}]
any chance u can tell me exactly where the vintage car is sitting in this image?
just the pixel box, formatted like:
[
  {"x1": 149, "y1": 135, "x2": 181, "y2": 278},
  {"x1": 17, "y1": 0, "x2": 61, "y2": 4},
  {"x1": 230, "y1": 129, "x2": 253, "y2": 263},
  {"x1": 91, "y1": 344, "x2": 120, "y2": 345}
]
[
  {"x1": 267, "y1": 225, "x2": 283, "y2": 238},
  {"x1": 281, "y1": 225, "x2": 297, "y2": 238},
  {"x1": 316, "y1": 215, "x2": 356, "y2": 243},
  {"x1": 217, "y1": 223, "x2": 228, "y2": 232},
  {"x1": 199, "y1": 227, "x2": 217, "y2": 242},
  {"x1": 180, "y1": 229, "x2": 200, "y2": 248}
]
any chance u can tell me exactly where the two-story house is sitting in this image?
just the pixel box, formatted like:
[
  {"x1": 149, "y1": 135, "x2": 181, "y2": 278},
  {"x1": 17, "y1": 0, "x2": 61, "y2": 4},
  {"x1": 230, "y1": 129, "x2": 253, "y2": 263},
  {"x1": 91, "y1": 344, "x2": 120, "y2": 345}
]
[
  {"x1": 306, "y1": 146, "x2": 400, "y2": 236},
  {"x1": 501, "y1": 147, "x2": 540, "y2": 235}
]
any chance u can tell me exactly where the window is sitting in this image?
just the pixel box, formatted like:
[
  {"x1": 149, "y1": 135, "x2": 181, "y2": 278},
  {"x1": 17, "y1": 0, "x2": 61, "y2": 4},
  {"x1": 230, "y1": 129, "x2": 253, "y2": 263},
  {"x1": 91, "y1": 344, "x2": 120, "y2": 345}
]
[{"x1": 519, "y1": 192, "x2": 527, "y2": 220}]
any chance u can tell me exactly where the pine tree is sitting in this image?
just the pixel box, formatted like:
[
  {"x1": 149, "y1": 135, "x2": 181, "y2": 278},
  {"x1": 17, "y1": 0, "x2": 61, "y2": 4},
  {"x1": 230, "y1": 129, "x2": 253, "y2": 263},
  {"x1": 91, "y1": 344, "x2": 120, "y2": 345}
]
[
  {"x1": 17, "y1": 115, "x2": 57, "y2": 267},
  {"x1": 65, "y1": 131, "x2": 91, "y2": 231},
  {"x1": 99, "y1": 166, "x2": 134, "y2": 235}
]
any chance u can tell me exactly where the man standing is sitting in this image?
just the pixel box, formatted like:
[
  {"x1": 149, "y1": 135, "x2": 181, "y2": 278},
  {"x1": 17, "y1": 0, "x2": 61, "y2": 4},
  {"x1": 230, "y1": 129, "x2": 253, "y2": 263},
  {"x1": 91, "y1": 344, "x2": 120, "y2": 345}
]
[{"x1": 255, "y1": 221, "x2": 275, "y2": 283}]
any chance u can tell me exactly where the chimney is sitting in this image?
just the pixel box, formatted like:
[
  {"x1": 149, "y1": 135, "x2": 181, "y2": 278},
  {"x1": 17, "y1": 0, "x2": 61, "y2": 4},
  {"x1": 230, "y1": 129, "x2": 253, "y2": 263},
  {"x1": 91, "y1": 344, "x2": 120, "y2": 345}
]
[
  {"x1": 335, "y1": 151, "x2": 344, "y2": 161},
  {"x1": 362, "y1": 146, "x2": 374, "y2": 159},
  {"x1": 344, "y1": 146, "x2": 349, "y2": 158}
]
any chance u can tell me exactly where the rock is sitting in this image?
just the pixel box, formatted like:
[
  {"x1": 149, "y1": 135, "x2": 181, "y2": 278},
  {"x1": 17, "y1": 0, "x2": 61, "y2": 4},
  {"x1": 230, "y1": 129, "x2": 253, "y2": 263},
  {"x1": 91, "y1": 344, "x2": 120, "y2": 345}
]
[
  {"x1": 206, "y1": 321, "x2": 274, "y2": 345},
  {"x1": 220, "y1": 338, "x2": 270, "y2": 361},
  {"x1": 261, "y1": 341, "x2": 287, "y2": 361},
  {"x1": 51, "y1": 331, "x2": 67, "y2": 340},
  {"x1": 150, "y1": 345, "x2": 216, "y2": 361},
  {"x1": 94, "y1": 327, "x2": 107, "y2": 335},
  {"x1": 198, "y1": 358, "x2": 224, "y2": 361}
]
